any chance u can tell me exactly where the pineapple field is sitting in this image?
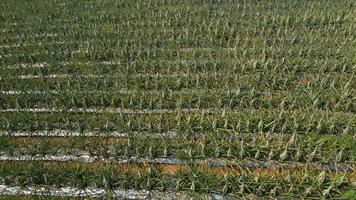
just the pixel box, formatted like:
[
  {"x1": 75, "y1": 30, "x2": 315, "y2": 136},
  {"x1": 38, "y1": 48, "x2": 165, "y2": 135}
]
[{"x1": 0, "y1": 0, "x2": 355, "y2": 199}]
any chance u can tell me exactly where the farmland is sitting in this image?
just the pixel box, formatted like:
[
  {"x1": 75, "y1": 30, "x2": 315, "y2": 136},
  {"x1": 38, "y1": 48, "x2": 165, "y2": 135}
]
[{"x1": 0, "y1": 0, "x2": 355, "y2": 199}]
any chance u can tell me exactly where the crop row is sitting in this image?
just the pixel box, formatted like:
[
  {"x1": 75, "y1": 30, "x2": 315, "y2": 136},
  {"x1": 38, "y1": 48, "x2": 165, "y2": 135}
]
[
  {"x1": 1, "y1": 72, "x2": 353, "y2": 92},
  {"x1": 0, "y1": 45, "x2": 354, "y2": 68},
  {"x1": 0, "y1": 110, "x2": 354, "y2": 134},
  {"x1": 0, "y1": 38, "x2": 353, "y2": 69},
  {"x1": 0, "y1": 155, "x2": 353, "y2": 173},
  {"x1": 0, "y1": 133, "x2": 354, "y2": 163},
  {"x1": 0, "y1": 22, "x2": 353, "y2": 48},
  {"x1": 0, "y1": 88, "x2": 354, "y2": 112},
  {"x1": 0, "y1": 162, "x2": 354, "y2": 199},
  {"x1": 0, "y1": 30, "x2": 340, "y2": 57},
  {"x1": 2, "y1": 57, "x2": 355, "y2": 75}
]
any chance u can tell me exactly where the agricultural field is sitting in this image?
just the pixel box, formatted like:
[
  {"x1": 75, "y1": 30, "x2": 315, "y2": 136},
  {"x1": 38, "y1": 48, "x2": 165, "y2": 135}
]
[{"x1": 0, "y1": 0, "x2": 355, "y2": 199}]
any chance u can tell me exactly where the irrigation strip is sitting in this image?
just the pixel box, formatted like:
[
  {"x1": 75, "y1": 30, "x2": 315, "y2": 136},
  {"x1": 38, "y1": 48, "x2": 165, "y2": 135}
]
[
  {"x1": 0, "y1": 153, "x2": 95, "y2": 163},
  {"x1": 0, "y1": 108, "x2": 224, "y2": 114},
  {"x1": 0, "y1": 130, "x2": 296, "y2": 143},
  {"x1": 1, "y1": 71, "x2": 258, "y2": 80},
  {"x1": 1, "y1": 88, "x2": 261, "y2": 95},
  {"x1": 0, "y1": 61, "x2": 119, "y2": 69},
  {"x1": 0, "y1": 185, "x2": 203, "y2": 199},
  {"x1": 0, "y1": 130, "x2": 179, "y2": 138},
  {"x1": 0, "y1": 41, "x2": 65, "y2": 49},
  {"x1": 0, "y1": 58, "x2": 247, "y2": 70}
]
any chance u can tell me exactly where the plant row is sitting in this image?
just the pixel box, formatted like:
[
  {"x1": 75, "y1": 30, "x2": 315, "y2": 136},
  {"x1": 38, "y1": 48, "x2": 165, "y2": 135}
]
[
  {"x1": 0, "y1": 133, "x2": 354, "y2": 163},
  {"x1": 0, "y1": 162, "x2": 354, "y2": 199},
  {"x1": 2, "y1": 72, "x2": 353, "y2": 93},
  {"x1": 0, "y1": 88, "x2": 354, "y2": 112},
  {"x1": 0, "y1": 110, "x2": 354, "y2": 135}
]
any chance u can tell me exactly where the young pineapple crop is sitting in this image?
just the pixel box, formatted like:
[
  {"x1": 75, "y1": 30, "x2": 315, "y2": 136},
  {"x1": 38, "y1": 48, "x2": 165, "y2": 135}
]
[{"x1": 0, "y1": 0, "x2": 355, "y2": 199}]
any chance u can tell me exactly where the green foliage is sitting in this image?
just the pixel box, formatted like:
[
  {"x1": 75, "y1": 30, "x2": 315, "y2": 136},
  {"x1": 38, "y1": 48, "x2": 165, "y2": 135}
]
[{"x1": 0, "y1": 0, "x2": 355, "y2": 198}]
